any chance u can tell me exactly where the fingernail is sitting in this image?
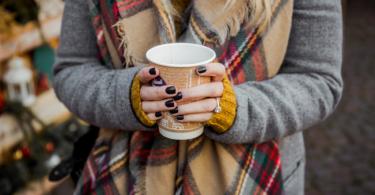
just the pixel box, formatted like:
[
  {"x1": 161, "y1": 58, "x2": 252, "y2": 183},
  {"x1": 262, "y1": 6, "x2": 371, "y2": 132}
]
[
  {"x1": 155, "y1": 112, "x2": 162, "y2": 117},
  {"x1": 152, "y1": 76, "x2": 166, "y2": 86},
  {"x1": 149, "y1": 68, "x2": 156, "y2": 75},
  {"x1": 169, "y1": 107, "x2": 178, "y2": 114},
  {"x1": 154, "y1": 76, "x2": 162, "y2": 81},
  {"x1": 176, "y1": 115, "x2": 184, "y2": 120},
  {"x1": 173, "y1": 92, "x2": 183, "y2": 101},
  {"x1": 165, "y1": 100, "x2": 175, "y2": 107},
  {"x1": 197, "y1": 65, "x2": 207, "y2": 74},
  {"x1": 165, "y1": 86, "x2": 176, "y2": 94}
]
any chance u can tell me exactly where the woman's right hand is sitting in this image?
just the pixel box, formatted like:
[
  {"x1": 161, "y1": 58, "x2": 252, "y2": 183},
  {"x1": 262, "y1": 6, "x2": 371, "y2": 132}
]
[{"x1": 137, "y1": 67, "x2": 179, "y2": 120}]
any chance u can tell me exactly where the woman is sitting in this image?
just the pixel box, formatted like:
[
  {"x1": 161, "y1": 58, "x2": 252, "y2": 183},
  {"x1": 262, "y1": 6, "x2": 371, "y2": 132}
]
[{"x1": 53, "y1": 0, "x2": 343, "y2": 194}]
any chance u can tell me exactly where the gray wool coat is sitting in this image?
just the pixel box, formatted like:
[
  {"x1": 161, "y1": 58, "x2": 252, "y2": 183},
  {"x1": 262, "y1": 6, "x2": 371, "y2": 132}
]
[{"x1": 53, "y1": 0, "x2": 343, "y2": 194}]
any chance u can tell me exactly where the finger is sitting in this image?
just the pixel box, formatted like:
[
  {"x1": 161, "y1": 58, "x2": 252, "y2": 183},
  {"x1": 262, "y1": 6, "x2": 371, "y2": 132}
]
[
  {"x1": 169, "y1": 98, "x2": 216, "y2": 116},
  {"x1": 196, "y1": 63, "x2": 226, "y2": 81},
  {"x1": 140, "y1": 85, "x2": 177, "y2": 101},
  {"x1": 146, "y1": 112, "x2": 163, "y2": 120},
  {"x1": 180, "y1": 82, "x2": 223, "y2": 102},
  {"x1": 142, "y1": 99, "x2": 177, "y2": 113},
  {"x1": 175, "y1": 113, "x2": 213, "y2": 123},
  {"x1": 137, "y1": 67, "x2": 159, "y2": 83}
]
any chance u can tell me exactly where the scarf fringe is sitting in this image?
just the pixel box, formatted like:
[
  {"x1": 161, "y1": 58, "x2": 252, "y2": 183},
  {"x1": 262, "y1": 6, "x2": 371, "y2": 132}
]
[{"x1": 114, "y1": 20, "x2": 149, "y2": 67}]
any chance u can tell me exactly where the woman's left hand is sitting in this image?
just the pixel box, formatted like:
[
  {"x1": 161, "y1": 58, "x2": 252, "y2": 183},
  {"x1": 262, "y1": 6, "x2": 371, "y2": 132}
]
[{"x1": 171, "y1": 63, "x2": 226, "y2": 122}]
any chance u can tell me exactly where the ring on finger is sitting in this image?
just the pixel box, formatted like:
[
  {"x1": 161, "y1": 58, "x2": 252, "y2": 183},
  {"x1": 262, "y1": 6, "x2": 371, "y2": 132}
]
[{"x1": 213, "y1": 97, "x2": 222, "y2": 113}]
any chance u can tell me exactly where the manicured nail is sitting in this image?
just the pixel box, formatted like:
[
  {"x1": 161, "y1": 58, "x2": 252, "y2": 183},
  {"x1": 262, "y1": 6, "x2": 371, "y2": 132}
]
[
  {"x1": 155, "y1": 112, "x2": 162, "y2": 117},
  {"x1": 173, "y1": 92, "x2": 183, "y2": 101},
  {"x1": 154, "y1": 76, "x2": 162, "y2": 81},
  {"x1": 149, "y1": 68, "x2": 156, "y2": 75},
  {"x1": 169, "y1": 107, "x2": 178, "y2": 114},
  {"x1": 165, "y1": 100, "x2": 175, "y2": 107},
  {"x1": 152, "y1": 76, "x2": 166, "y2": 86},
  {"x1": 176, "y1": 115, "x2": 184, "y2": 120},
  {"x1": 165, "y1": 86, "x2": 176, "y2": 94},
  {"x1": 197, "y1": 65, "x2": 207, "y2": 74}
]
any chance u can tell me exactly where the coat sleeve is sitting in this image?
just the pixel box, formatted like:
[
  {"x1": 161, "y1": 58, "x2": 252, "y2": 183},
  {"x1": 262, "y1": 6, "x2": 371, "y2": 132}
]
[
  {"x1": 205, "y1": 0, "x2": 343, "y2": 143},
  {"x1": 53, "y1": 0, "x2": 155, "y2": 131}
]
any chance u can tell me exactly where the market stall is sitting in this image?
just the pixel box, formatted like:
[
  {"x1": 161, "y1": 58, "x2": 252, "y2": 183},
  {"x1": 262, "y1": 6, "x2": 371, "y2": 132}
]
[{"x1": 0, "y1": 1, "x2": 86, "y2": 194}]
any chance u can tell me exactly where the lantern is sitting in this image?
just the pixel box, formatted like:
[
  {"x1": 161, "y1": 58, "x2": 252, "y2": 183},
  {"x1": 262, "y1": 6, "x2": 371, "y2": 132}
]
[{"x1": 3, "y1": 57, "x2": 36, "y2": 106}]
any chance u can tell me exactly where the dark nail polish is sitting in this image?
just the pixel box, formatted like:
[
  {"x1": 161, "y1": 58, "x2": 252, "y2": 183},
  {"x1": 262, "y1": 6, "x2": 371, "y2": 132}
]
[
  {"x1": 149, "y1": 68, "x2": 156, "y2": 75},
  {"x1": 154, "y1": 76, "x2": 162, "y2": 81},
  {"x1": 152, "y1": 76, "x2": 166, "y2": 86},
  {"x1": 165, "y1": 100, "x2": 175, "y2": 107},
  {"x1": 169, "y1": 107, "x2": 178, "y2": 114},
  {"x1": 176, "y1": 115, "x2": 184, "y2": 120},
  {"x1": 155, "y1": 112, "x2": 162, "y2": 117},
  {"x1": 165, "y1": 86, "x2": 176, "y2": 94},
  {"x1": 173, "y1": 92, "x2": 183, "y2": 101},
  {"x1": 197, "y1": 65, "x2": 207, "y2": 74}
]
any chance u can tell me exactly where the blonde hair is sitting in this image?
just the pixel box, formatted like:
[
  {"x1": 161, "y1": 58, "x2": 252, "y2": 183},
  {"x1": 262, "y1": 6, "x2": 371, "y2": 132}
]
[
  {"x1": 225, "y1": 0, "x2": 272, "y2": 29},
  {"x1": 167, "y1": 0, "x2": 273, "y2": 42},
  {"x1": 170, "y1": 0, "x2": 272, "y2": 28}
]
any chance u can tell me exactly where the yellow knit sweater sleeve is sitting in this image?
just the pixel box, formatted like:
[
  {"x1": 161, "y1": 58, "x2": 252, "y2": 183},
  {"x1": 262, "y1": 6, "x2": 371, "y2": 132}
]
[
  {"x1": 206, "y1": 76, "x2": 237, "y2": 133},
  {"x1": 130, "y1": 75, "x2": 157, "y2": 127}
]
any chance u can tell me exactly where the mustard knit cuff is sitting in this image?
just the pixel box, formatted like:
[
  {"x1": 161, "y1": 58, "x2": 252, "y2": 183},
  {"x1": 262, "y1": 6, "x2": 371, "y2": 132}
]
[
  {"x1": 206, "y1": 76, "x2": 237, "y2": 134},
  {"x1": 130, "y1": 75, "x2": 157, "y2": 127}
]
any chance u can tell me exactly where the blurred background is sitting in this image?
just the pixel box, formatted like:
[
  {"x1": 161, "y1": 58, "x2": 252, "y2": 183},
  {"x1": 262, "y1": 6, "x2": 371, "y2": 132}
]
[{"x1": 0, "y1": 0, "x2": 373, "y2": 194}]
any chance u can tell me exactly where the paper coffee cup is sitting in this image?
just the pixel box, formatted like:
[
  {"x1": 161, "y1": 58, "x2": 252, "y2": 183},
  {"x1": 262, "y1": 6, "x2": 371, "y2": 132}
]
[{"x1": 146, "y1": 43, "x2": 216, "y2": 140}]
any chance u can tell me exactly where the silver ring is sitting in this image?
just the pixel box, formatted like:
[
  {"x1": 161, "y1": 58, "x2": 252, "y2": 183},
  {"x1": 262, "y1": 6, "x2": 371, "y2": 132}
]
[{"x1": 214, "y1": 98, "x2": 222, "y2": 113}]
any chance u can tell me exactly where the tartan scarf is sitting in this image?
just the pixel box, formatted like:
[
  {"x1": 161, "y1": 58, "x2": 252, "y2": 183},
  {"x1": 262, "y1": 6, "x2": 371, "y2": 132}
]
[{"x1": 76, "y1": 0, "x2": 294, "y2": 194}]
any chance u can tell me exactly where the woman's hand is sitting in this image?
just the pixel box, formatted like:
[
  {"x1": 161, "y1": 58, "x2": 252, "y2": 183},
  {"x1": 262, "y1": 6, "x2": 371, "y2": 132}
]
[
  {"x1": 137, "y1": 63, "x2": 226, "y2": 123},
  {"x1": 137, "y1": 67, "x2": 179, "y2": 120},
  {"x1": 172, "y1": 63, "x2": 225, "y2": 122}
]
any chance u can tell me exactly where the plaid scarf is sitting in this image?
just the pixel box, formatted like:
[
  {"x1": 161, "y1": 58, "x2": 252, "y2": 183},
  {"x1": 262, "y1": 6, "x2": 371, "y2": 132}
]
[{"x1": 76, "y1": 0, "x2": 294, "y2": 194}]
